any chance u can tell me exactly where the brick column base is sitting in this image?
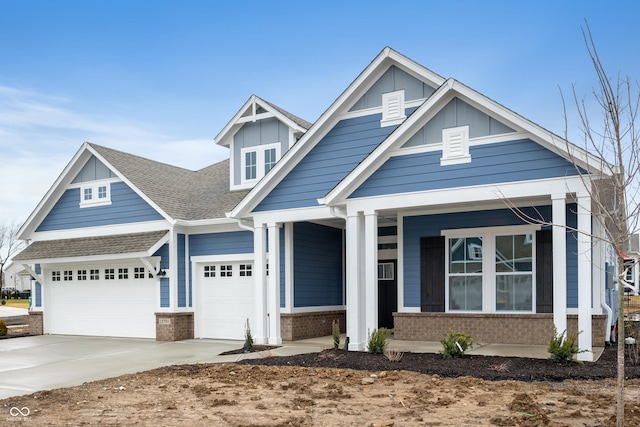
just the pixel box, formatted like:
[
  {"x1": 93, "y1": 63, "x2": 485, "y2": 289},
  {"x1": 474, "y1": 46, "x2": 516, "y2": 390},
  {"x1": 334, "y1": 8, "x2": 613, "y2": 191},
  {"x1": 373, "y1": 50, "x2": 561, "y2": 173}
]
[
  {"x1": 28, "y1": 311, "x2": 43, "y2": 336},
  {"x1": 155, "y1": 312, "x2": 194, "y2": 341}
]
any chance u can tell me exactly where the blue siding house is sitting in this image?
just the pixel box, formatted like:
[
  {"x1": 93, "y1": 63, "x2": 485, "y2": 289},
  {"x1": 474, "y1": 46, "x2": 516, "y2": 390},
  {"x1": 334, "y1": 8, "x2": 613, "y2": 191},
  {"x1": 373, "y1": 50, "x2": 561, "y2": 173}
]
[{"x1": 13, "y1": 48, "x2": 614, "y2": 360}]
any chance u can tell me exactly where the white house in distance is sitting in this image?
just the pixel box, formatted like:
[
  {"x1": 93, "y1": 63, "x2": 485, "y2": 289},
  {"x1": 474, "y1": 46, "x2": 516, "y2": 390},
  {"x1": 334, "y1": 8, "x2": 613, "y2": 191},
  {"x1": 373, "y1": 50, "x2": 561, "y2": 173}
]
[{"x1": 13, "y1": 47, "x2": 618, "y2": 361}]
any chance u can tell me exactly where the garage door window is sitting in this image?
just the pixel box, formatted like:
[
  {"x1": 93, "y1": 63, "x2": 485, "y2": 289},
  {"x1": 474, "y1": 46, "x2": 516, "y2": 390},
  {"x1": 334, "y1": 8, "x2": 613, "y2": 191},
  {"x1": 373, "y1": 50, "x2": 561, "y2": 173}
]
[
  {"x1": 118, "y1": 268, "x2": 129, "y2": 279},
  {"x1": 77, "y1": 270, "x2": 87, "y2": 280},
  {"x1": 239, "y1": 264, "x2": 252, "y2": 277},
  {"x1": 204, "y1": 265, "x2": 215, "y2": 277},
  {"x1": 64, "y1": 270, "x2": 73, "y2": 281},
  {"x1": 90, "y1": 269, "x2": 100, "y2": 280},
  {"x1": 220, "y1": 265, "x2": 233, "y2": 277},
  {"x1": 105, "y1": 268, "x2": 115, "y2": 280},
  {"x1": 52, "y1": 271, "x2": 61, "y2": 281}
]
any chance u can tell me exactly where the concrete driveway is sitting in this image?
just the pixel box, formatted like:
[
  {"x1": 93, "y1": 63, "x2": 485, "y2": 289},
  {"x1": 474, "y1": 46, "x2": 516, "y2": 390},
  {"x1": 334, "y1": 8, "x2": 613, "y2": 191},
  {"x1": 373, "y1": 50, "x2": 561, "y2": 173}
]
[{"x1": 0, "y1": 335, "x2": 326, "y2": 399}]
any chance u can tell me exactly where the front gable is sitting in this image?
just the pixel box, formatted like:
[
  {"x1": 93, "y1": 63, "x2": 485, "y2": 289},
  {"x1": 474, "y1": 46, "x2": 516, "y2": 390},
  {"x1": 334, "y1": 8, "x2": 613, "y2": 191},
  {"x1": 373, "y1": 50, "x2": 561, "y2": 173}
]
[{"x1": 215, "y1": 95, "x2": 310, "y2": 191}]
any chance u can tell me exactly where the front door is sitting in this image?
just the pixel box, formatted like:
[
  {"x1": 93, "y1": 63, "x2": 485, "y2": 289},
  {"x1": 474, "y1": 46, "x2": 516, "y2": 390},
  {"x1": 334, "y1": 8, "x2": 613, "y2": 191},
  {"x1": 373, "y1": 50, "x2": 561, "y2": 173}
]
[{"x1": 378, "y1": 260, "x2": 397, "y2": 329}]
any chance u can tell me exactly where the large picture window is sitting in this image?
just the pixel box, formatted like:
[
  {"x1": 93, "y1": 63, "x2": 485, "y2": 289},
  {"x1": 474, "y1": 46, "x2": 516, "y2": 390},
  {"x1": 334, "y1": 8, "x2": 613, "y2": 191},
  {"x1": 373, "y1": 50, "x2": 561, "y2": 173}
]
[{"x1": 444, "y1": 227, "x2": 537, "y2": 313}]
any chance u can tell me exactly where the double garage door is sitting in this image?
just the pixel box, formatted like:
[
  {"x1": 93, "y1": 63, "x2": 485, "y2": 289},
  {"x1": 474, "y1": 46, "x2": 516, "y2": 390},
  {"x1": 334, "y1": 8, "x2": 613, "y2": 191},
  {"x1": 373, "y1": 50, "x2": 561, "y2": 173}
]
[
  {"x1": 43, "y1": 262, "x2": 157, "y2": 338},
  {"x1": 196, "y1": 260, "x2": 255, "y2": 340}
]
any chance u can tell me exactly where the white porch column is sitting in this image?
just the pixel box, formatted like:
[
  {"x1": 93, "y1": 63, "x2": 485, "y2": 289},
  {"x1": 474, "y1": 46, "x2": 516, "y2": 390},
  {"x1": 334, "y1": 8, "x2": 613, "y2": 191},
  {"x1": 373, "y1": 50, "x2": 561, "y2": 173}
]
[
  {"x1": 577, "y1": 192, "x2": 593, "y2": 361},
  {"x1": 592, "y1": 213, "x2": 609, "y2": 341},
  {"x1": 267, "y1": 223, "x2": 282, "y2": 345},
  {"x1": 552, "y1": 194, "x2": 567, "y2": 336},
  {"x1": 346, "y1": 212, "x2": 366, "y2": 350},
  {"x1": 168, "y1": 230, "x2": 178, "y2": 309},
  {"x1": 253, "y1": 223, "x2": 268, "y2": 344},
  {"x1": 364, "y1": 210, "x2": 378, "y2": 335}
]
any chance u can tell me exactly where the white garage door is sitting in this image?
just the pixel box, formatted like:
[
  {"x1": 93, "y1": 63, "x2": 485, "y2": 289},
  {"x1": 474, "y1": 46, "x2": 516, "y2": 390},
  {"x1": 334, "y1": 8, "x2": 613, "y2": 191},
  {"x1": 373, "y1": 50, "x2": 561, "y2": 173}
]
[
  {"x1": 44, "y1": 263, "x2": 157, "y2": 338},
  {"x1": 197, "y1": 261, "x2": 255, "y2": 340}
]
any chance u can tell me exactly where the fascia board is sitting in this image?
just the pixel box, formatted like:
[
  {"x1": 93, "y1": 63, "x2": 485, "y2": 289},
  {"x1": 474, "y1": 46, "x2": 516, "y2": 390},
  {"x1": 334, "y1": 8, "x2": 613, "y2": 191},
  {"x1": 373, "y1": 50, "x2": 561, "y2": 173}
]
[
  {"x1": 229, "y1": 47, "x2": 432, "y2": 218},
  {"x1": 214, "y1": 95, "x2": 257, "y2": 146},
  {"x1": 320, "y1": 79, "x2": 456, "y2": 205},
  {"x1": 20, "y1": 251, "x2": 154, "y2": 266},
  {"x1": 18, "y1": 142, "x2": 94, "y2": 240},
  {"x1": 86, "y1": 145, "x2": 175, "y2": 224},
  {"x1": 253, "y1": 96, "x2": 309, "y2": 133}
]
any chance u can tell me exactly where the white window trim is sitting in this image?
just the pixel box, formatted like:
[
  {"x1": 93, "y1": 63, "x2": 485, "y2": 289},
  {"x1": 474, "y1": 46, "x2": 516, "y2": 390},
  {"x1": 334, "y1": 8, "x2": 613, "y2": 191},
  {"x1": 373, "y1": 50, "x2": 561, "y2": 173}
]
[
  {"x1": 442, "y1": 225, "x2": 539, "y2": 314},
  {"x1": 440, "y1": 125, "x2": 471, "y2": 166},
  {"x1": 381, "y1": 90, "x2": 406, "y2": 127},
  {"x1": 79, "y1": 181, "x2": 112, "y2": 208},
  {"x1": 240, "y1": 143, "x2": 281, "y2": 187}
]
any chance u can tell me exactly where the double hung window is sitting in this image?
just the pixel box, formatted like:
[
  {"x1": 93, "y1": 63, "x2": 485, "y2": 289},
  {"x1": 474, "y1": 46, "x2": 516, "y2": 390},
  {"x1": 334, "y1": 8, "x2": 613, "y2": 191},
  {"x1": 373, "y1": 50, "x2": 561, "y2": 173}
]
[{"x1": 240, "y1": 143, "x2": 281, "y2": 185}]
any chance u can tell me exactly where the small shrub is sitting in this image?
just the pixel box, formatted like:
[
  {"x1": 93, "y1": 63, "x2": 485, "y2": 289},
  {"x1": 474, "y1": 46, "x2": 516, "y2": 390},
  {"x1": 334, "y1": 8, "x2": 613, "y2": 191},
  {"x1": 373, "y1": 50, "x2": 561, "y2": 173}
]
[
  {"x1": 0, "y1": 319, "x2": 6, "y2": 336},
  {"x1": 384, "y1": 347, "x2": 404, "y2": 362},
  {"x1": 548, "y1": 327, "x2": 583, "y2": 363},
  {"x1": 367, "y1": 328, "x2": 392, "y2": 354},
  {"x1": 440, "y1": 329, "x2": 473, "y2": 359},
  {"x1": 243, "y1": 318, "x2": 254, "y2": 352},
  {"x1": 332, "y1": 319, "x2": 340, "y2": 349},
  {"x1": 1, "y1": 299, "x2": 5, "y2": 305}
]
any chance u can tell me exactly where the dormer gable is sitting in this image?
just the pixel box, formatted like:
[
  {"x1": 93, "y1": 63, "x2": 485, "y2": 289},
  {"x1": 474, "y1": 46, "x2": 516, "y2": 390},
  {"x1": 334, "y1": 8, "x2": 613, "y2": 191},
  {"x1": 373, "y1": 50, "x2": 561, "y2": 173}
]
[
  {"x1": 70, "y1": 155, "x2": 118, "y2": 208},
  {"x1": 215, "y1": 95, "x2": 310, "y2": 191}
]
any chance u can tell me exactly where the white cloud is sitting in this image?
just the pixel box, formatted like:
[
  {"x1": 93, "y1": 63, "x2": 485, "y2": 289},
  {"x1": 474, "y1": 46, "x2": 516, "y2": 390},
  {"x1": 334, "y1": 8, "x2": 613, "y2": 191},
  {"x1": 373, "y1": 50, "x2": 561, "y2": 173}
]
[{"x1": 0, "y1": 85, "x2": 229, "y2": 224}]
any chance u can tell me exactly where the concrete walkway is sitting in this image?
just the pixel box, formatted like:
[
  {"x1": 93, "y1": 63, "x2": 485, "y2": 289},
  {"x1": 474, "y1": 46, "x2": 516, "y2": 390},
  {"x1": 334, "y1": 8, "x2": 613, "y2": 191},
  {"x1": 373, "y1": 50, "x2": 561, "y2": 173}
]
[{"x1": 0, "y1": 334, "x2": 601, "y2": 400}]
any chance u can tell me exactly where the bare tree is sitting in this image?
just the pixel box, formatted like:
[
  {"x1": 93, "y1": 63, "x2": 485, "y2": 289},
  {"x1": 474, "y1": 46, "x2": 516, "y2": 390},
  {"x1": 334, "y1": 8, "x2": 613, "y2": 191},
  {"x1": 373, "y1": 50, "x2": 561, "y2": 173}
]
[
  {"x1": 0, "y1": 220, "x2": 25, "y2": 295},
  {"x1": 571, "y1": 22, "x2": 639, "y2": 427},
  {"x1": 498, "y1": 21, "x2": 638, "y2": 426}
]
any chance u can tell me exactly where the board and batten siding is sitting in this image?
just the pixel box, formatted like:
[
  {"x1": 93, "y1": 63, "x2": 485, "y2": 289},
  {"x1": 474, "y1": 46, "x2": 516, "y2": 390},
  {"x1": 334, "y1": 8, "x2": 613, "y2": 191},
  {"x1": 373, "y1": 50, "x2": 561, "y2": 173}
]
[
  {"x1": 254, "y1": 114, "x2": 397, "y2": 212},
  {"x1": 36, "y1": 182, "x2": 164, "y2": 232},
  {"x1": 402, "y1": 206, "x2": 578, "y2": 309},
  {"x1": 351, "y1": 139, "x2": 579, "y2": 199},
  {"x1": 293, "y1": 222, "x2": 343, "y2": 307}
]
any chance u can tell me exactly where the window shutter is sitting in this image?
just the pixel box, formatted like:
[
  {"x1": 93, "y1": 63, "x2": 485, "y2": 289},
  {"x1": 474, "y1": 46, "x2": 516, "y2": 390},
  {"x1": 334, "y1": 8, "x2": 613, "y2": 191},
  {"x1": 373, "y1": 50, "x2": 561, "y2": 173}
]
[
  {"x1": 535, "y1": 229, "x2": 553, "y2": 313},
  {"x1": 420, "y1": 236, "x2": 446, "y2": 312}
]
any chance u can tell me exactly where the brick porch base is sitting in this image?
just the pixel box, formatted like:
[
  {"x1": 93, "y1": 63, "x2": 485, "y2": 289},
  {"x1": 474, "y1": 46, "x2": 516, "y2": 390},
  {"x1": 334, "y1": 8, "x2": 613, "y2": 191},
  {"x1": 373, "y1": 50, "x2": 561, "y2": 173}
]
[
  {"x1": 393, "y1": 312, "x2": 607, "y2": 346},
  {"x1": 280, "y1": 310, "x2": 346, "y2": 341},
  {"x1": 155, "y1": 312, "x2": 194, "y2": 341}
]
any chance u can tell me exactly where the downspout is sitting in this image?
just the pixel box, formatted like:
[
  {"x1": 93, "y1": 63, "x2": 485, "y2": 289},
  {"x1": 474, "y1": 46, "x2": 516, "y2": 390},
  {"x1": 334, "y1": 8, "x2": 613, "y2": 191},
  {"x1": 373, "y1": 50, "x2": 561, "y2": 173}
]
[{"x1": 602, "y1": 281, "x2": 612, "y2": 343}]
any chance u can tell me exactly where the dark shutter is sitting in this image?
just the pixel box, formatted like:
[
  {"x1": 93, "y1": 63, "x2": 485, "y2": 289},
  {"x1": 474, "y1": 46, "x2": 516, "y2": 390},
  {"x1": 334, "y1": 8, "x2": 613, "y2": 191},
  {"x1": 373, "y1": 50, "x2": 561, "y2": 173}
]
[
  {"x1": 536, "y1": 229, "x2": 553, "y2": 313},
  {"x1": 420, "y1": 236, "x2": 446, "y2": 312}
]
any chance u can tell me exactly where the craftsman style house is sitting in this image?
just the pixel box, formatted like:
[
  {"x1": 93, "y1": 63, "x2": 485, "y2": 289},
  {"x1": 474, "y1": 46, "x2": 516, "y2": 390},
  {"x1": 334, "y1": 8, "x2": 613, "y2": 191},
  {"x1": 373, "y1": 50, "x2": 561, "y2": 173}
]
[{"x1": 14, "y1": 48, "x2": 613, "y2": 361}]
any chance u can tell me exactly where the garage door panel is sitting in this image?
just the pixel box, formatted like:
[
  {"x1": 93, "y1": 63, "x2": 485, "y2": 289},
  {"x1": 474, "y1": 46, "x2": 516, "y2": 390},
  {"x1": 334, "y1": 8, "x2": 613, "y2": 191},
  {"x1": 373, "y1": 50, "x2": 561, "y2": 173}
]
[
  {"x1": 198, "y1": 262, "x2": 255, "y2": 340},
  {"x1": 45, "y1": 264, "x2": 156, "y2": 339}
]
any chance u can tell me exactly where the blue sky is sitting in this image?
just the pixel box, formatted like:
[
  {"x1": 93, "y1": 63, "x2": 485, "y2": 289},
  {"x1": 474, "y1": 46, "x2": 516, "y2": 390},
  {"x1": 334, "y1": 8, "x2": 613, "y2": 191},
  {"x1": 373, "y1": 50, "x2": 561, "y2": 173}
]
[{"x1": 1, "y1": 1, "x2": 639, "y2": 224}]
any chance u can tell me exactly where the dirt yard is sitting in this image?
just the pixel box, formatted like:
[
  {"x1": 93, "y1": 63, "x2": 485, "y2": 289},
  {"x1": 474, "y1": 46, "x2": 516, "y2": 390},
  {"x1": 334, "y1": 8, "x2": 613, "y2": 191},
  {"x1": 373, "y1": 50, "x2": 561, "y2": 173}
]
[{"x1": 2, "y1": 347, "x2": 640, "y2": 426}]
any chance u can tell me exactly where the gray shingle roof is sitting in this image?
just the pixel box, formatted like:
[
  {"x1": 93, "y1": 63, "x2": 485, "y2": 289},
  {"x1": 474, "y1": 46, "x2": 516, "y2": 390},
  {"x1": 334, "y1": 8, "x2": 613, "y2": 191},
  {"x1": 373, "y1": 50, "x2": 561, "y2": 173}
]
[
  {"x1": 89, "y1": 144, "x2": 248, "y2": 221},
  {"x1": 259, "y1": 97, "x2": 313, "y2": 130},
  {"x1": 13, "y1": 231, "x2": 168, "y2": 261}
]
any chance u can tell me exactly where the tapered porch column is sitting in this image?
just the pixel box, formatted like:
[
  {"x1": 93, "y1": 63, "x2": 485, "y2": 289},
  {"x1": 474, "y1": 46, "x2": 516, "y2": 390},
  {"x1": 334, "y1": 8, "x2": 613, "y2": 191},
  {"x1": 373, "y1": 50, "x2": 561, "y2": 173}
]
[
  {"x1": 346, "y1": 212, "x2": 366, "y2": 350},
  {"x1": 552, "y1": 194, "x2": 567, "y2": 336},
  {"x1": 267, "y1": 223, "x2": 282, "y2": 345},
  {"x1": 364, "y1": 210, "x2": 378, "y2": 336},
  {"x1": 577, "y1": 192, "x2": 593, "y2": 361},
  {"x1": 253, "y1": 223, "x2": 267, "y2": 344}
]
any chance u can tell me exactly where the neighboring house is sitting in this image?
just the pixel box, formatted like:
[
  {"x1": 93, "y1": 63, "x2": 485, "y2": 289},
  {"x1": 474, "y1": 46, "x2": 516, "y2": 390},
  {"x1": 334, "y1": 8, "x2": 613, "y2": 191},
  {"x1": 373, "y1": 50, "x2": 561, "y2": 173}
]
[{"x1": 14, "y1": 48, "x2": 616, "y2": 361}]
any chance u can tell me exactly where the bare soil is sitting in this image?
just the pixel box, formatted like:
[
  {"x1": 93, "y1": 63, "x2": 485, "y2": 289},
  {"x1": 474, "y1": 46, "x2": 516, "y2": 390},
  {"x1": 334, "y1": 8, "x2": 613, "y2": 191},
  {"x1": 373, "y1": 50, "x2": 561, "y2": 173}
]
[{"x1": 2, "y1": 345, "x2": 640, "y2": 426}]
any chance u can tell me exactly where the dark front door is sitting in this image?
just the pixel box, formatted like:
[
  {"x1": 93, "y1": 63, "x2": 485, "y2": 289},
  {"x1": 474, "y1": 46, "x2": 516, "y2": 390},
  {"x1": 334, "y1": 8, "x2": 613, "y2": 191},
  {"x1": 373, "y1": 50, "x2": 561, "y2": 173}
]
[{"x1": 378, "y1": 260, "x2": 397, "y2": 329}]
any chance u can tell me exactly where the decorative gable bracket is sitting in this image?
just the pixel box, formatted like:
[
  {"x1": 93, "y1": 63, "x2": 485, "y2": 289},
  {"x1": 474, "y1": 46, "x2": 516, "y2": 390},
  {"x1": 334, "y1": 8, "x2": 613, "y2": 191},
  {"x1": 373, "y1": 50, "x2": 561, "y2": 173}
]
[{"x1": 440, "y1": 125, "x2": 471, "y2": 166}]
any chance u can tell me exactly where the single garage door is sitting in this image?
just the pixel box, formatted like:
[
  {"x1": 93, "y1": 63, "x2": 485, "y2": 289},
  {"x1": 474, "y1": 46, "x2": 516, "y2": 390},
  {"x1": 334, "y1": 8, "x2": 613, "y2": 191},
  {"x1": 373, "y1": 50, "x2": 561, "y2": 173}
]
[
  {"x1": 197, "y1": 261, "x2": 255, "y2": 340},
  {"x1": 44, "y1": 263, "x2": 157, "y2": 338}
]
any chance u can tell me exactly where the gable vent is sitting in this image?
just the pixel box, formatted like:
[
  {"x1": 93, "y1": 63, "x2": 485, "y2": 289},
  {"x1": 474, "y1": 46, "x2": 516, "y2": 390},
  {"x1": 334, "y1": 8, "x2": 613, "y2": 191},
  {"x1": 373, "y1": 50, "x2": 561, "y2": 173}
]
[
  {"x1": 441, "y1": 126, "x2": 471, "y2": 166},
  {"x1": 381, "y1": 90, "x2": 406, "y2": 127}
]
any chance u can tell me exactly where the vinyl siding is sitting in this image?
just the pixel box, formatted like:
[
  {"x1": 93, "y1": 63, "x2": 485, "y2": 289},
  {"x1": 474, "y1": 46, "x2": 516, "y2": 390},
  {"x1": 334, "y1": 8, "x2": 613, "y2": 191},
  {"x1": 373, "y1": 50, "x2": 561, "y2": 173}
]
[
  {"x1": 154, "y1": 244, "x2": 170, "y2": 307},
  {"x1": 189, "y1": 231, "x2": 253, "y2": 257},
  {"x1": 402, "y1": 206, "x2": 578, "y2": 309},
  {"x1": 351, "y1": 139, "x2": 578, "y2": 198},
  {"x1": 293, "y1": 222, "x2": 343, "y2": 307},
  {"x1": 254, "y1": 114, "x2": 397, "y2": 212},
  {"x1": 36, "y1": 181, "x2": 164, "y2": 232}
]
